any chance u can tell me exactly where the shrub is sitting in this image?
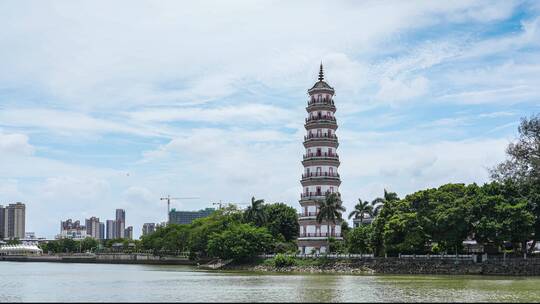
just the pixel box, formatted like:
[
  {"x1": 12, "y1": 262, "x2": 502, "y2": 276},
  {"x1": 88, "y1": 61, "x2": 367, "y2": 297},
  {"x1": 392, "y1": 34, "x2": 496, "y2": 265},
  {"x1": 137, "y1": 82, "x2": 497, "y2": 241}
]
[
  {"x1": 431, "y1": 243, "x2": 441, "y2": 254},
  {"x1": 273, "y1": 253, "x2": 296, "y2": 268}
]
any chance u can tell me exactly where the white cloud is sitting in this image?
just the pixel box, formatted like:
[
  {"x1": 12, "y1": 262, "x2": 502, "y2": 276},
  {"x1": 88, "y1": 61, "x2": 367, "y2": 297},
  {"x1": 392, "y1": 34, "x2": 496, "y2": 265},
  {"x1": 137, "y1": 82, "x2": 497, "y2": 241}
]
[
  {"x1": 375, "y1": 76, "x2": 429, "y2": 105},
  {"x1": 128, "y1": 104, "x2": 296, "y2": 125},
  {"x1": 338, "y1": 137, "x2": 509, "y2": 207},
  {"x1": 0, "y1": 1, "x2": 533, "y2": 239},
  {"x1": 0, "y1": 179, "x2": 22, "y2": 201},
  {"x1": 0, "y1": 132, "x2": 34, "y2": 156},
  {"x1": 123, "y1": 186, "x2": 154, "y2": 205},
  {"x1": 40, "y1": 176, "x2": 110, "y2": 201},
  {"x1": 0, "y1": 1, "x2": 520, "y2": 111},
  {"x1": 0, "y1": 108, "x2": 166, "y2": 138}
]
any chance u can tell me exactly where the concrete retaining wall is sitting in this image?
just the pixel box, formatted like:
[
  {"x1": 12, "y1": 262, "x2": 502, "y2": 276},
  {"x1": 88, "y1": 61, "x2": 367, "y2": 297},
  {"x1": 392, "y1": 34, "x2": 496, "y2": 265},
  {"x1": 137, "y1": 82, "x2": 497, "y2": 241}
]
[
  {"x1": 0, "y1": 254, "x2": 198, "y2": 265},
  {"x1": 238, "y1": 257, "x2": 540, "y2": 276}
]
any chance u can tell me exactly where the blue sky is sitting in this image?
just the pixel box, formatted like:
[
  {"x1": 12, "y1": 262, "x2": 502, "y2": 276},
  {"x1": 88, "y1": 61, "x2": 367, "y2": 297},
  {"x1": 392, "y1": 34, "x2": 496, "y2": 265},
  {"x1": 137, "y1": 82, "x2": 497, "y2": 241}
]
[{"x1": 1, "y1": 0, "x2": 539, "y2": 238}]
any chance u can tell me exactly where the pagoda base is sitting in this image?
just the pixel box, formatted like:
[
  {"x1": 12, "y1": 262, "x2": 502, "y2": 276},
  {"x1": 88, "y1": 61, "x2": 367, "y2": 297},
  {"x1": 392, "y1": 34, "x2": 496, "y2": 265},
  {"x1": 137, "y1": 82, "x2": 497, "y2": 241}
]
[{"x1": 297, "y1": 238, "x2": 343, "y2": 254}]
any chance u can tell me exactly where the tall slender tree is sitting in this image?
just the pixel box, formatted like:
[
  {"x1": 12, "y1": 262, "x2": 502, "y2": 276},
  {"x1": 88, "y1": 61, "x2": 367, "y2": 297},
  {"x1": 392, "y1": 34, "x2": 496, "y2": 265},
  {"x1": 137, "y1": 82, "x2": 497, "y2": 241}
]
[
  {"x1": 371, "y1": 189, "x2": 399, "y2": 216},
  {"x1": 348, "y1": 199, "x2": 373, "y2": 224},
  {"x1": 244, "y1": 196, "x2": 267, "y2": 227},
  {"x1": 491, "y1": 114, "x2": 540, "y2": 253},
  {"x1": 317, "y1": 193, "x2": 346, "y2": 253}
]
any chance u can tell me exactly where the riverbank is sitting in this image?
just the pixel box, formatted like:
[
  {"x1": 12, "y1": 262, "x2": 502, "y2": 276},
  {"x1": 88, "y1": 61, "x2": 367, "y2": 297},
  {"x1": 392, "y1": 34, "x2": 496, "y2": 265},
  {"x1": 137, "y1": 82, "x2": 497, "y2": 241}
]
[
  {"x1": 224, "y1": 257, "x2": 540, "y2": 276},
  {"x1": 0, "y1": 254, "x2": 201, "y2": 265}
]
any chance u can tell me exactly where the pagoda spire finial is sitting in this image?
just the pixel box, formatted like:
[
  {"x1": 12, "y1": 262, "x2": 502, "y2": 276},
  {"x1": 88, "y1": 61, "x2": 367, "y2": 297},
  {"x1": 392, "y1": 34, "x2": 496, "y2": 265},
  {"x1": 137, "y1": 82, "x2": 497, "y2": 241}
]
[{"x1": 318, "y1": 62, "x2": 324, "y2": 81}]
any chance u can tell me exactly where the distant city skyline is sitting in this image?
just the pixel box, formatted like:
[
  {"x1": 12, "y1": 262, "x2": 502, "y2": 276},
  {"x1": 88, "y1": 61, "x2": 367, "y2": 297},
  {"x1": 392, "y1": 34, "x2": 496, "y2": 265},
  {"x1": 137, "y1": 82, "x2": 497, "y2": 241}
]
[{"x1": 1, "y1": 2, "x2": 539, "y2": 239}]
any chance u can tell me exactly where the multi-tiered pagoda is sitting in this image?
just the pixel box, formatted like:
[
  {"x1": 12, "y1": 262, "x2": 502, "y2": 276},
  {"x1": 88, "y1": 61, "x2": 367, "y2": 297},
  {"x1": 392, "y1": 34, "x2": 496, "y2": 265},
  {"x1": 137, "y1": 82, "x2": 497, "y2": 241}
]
[{"x1": 298, "y1": 64, "x2": 342, "y2": 254}]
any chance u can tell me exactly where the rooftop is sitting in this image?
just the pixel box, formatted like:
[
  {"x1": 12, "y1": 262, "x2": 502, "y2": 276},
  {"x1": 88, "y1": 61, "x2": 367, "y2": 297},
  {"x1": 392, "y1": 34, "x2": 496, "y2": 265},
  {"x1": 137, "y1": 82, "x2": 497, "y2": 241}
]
[{"x1": 308, "y1": 63, "x2": 334, "y2": 93}]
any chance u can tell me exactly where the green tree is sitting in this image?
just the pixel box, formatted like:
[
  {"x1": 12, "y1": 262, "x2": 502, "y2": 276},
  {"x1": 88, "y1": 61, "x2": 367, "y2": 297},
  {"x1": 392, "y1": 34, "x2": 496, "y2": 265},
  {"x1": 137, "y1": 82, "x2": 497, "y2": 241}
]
[
  {"x1": 347, "y1": 225, "x2": 373, "y2": 254},
  {"x1": 383, "y1": 211, "x2": 428, "y2": 255},
  {"x1": 348, "y1": 199, "x2": 373, "y2": 224},
  {"x1": 491, "y1": 114, "x2": 540, "y2": 252},
  {"x1": 491, "y1": 114, "x2": 540, "y2": 184},
  {"x1": 372, "y1": 189, "x2": 399, "y2": 216},
  {"x1": 140, "y1": 224, "x2": 191, "y2": 254},
  {"x1": 189, "y1": 205, "x2": 243, "y2": 258},
  {"x1": 80, "y1": 237, "x2": 99, "y2": 252},
  {"x1": 369, "y1": 189, "x2": 400, "y2": 256},
  {"x1": 498, "y1": 199, "x2": 535, "y2": 252},
  {"x1": 206, "y1": 223, "x2": 273, "y2": 261},
  {"x1": 263, "y1": 203, "x2": 299, "y2": 242},
  {"x1": 341, "y1": 221, "x2": 351, "y2": 238},
  {"x1": 316, "y1": 192, "x2": 346, "y2": 252},
  {"x1": 244, "y1": 196, "x2": 267, "y2": 227}
]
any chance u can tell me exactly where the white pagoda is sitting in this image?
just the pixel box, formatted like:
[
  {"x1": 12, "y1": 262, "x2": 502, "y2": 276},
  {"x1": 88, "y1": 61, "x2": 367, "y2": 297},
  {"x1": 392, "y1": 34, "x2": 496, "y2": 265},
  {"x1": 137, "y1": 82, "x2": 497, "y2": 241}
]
[{"x1": 298, "y1": 64, "x2": 343, "y2": 254}]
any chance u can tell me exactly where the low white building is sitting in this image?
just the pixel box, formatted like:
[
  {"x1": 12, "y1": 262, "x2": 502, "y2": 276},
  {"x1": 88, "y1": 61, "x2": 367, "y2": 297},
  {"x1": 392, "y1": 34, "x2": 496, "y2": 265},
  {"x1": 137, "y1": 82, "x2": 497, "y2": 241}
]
[
  {"x1": 0, "y1": 244, "x2": 43, "y2": 256},
  {"x1": 353, "y1": 215, "x2": 374, "y2": 228}
]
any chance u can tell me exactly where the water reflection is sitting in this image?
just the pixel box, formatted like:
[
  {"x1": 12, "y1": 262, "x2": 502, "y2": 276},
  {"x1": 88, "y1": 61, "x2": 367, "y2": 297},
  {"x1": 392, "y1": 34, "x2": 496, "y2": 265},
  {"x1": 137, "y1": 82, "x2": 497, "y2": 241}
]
[{"x1": 295, "y1": 274, "x2": 344, "y2": 302}]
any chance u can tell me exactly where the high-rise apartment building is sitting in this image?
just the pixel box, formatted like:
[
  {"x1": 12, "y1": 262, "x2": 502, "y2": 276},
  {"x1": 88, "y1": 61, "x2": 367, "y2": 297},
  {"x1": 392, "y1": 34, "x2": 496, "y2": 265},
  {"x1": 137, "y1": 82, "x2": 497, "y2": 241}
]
[
  {"x1": 106, "y1": 219, "x2": 116, "y2": 240},
  {"x1": 0, "y1": 205, "x2": 5, "y2": 239},
  {"x1": 99, "y1": 222, "x2": 105, "y2": 240},
  {"x1": 1, "y1": 203, "x2": 26, "y2": 240},
  {"x1": 115, "y1": 209, "x2": 125, "y2": 239},
  {"x1": 142, "y1": 223, "x2": 156, "y2": 236},
  {"x1": 85, "y1": 217, "x2": 101, "y2": 239},
  {"x1": 124, "y1": 226, "x2": 133, "y2": 240},
  {"x1": 58, "y1": 218, "x2": 87, "y2": 240}
]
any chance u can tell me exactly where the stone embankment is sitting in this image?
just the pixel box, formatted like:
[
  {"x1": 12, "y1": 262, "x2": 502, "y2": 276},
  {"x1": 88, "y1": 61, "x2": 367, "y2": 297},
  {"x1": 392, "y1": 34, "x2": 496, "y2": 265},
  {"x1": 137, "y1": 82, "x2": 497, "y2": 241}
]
[
  {"x1": 0, "y1": 253, "x2": 200, "y2": 265},
  {"x1": 225, "y1": 258, "x2": 540, "y2": 276}
]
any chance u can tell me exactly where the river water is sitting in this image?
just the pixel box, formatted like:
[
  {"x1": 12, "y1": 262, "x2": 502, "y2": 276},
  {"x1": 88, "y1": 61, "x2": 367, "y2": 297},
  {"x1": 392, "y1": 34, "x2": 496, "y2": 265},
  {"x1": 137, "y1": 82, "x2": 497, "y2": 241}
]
[{"x1": 1, "y1": 262, "x2": 540, "y2": 302}]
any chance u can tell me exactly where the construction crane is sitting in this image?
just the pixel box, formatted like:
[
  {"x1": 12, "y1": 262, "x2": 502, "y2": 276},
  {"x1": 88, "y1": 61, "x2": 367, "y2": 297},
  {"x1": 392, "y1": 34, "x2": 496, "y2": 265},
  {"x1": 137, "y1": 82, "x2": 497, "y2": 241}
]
[{"x1": 160, "y1": 195, "x2": 199, "y2": 223}]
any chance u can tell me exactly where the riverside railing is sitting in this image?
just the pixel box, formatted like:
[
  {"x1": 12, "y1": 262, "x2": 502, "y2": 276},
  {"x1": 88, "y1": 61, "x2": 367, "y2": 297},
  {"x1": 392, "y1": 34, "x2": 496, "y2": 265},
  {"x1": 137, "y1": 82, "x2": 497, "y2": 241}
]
[
  {"x1": 398, "y1": 253, "x2": 475, "y2": 261},
  {"x1": 259, "y1": 253, "x2": 374, "y2": 259},
  {"x1": 259, "y1": 253, "x2": 480, "y2": 261}
]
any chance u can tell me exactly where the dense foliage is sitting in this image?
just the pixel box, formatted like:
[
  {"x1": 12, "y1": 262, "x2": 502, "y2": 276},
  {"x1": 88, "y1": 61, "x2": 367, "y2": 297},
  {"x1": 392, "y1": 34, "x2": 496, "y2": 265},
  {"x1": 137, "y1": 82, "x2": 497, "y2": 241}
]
[
  {"x1": 140, "y1": 202, "x2": 299, "y2": 260},
  {"x1": 345, "y1": 182, "x2": 535, "y2": 256},
  {"x1": 40, "y1": 237, "x2": 99, "y2": 253},
  {"x1": 262, "y1": 203, "x2": 299, "y2": 242},
  {"x1": 207, "y1": 224, "x2": 273, "y2": 261}
]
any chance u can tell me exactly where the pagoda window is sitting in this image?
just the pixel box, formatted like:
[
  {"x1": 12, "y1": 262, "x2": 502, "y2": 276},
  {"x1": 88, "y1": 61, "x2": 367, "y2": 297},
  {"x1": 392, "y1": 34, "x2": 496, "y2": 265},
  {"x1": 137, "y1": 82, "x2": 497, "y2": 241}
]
[
  {"x1": 317, "y1": 129, "x2": 322, "y2": 136},
  {"x1": 316, "y1": 148, "x2": 321, "y2": 156},
  {"x1": 316, "y1": 167, "x2": 322, "y2": 175}
]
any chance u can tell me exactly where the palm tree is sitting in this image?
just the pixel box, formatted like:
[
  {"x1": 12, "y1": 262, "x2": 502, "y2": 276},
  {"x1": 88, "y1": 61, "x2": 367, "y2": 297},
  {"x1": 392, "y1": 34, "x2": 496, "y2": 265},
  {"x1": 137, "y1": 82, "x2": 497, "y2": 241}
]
[
  {"x1": 316, "y1": 193, "x2": 346, "y2": 253},
  {"x1": 348, "y1": 199, "x2": 373, "y2": 224},
  {"x1": 244, "y1": 196, "x2": 267, "y2": 226},
  {"x1": 371, "y1": 189, "x2": 399, "y2": 217}
]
